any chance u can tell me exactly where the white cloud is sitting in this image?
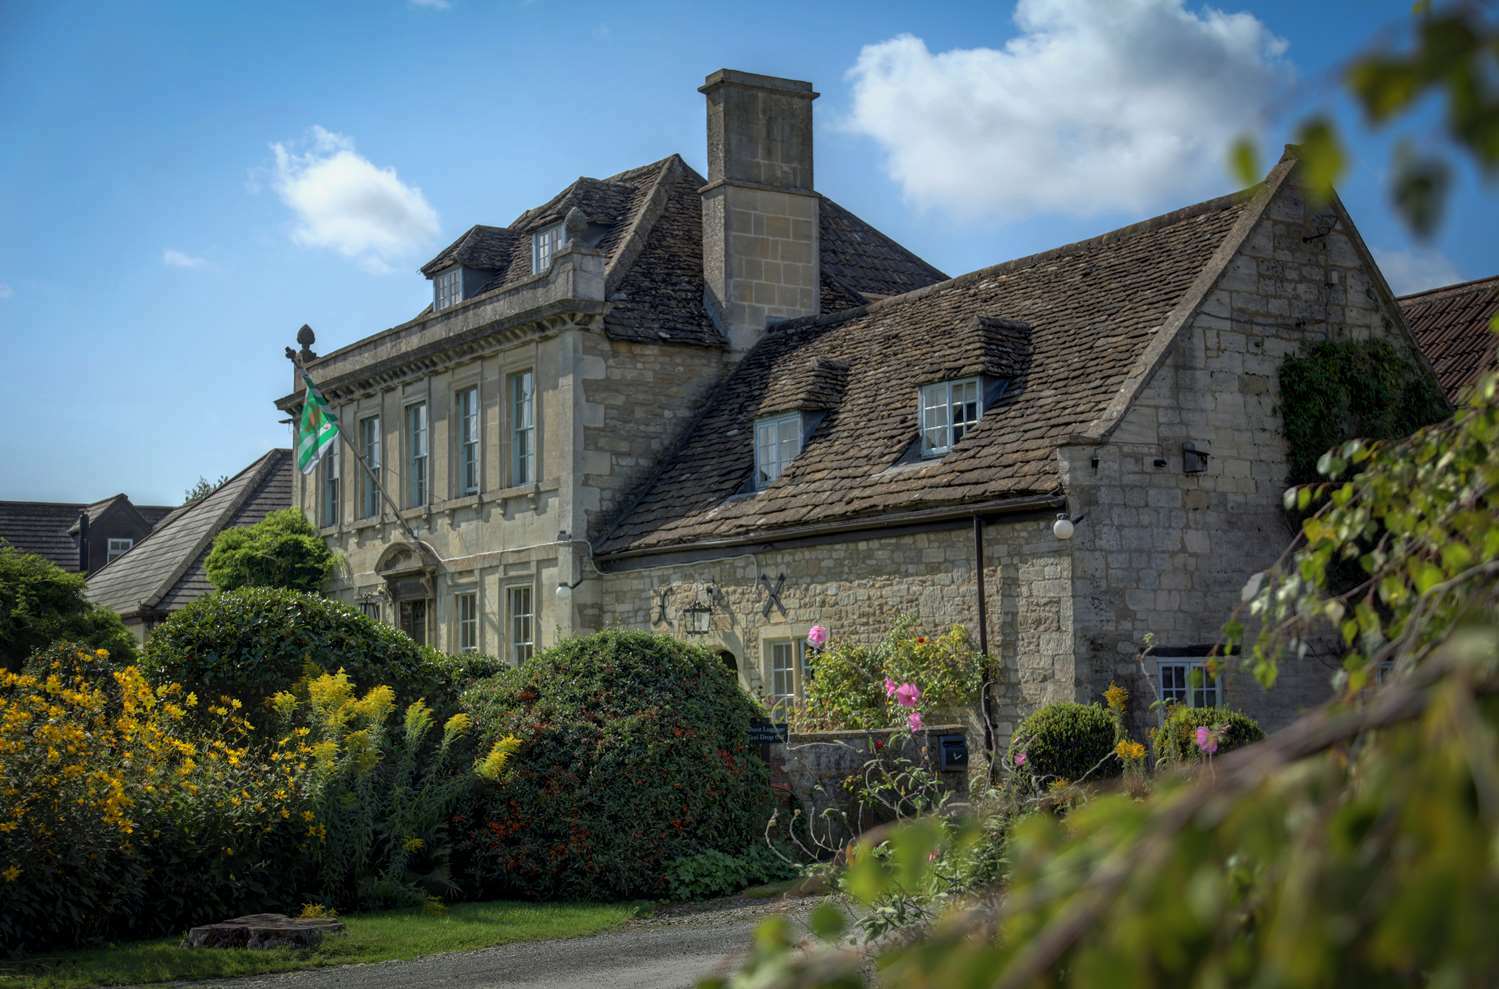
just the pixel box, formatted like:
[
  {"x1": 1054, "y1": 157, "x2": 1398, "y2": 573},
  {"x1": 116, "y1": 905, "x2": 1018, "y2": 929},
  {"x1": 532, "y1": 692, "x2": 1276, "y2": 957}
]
[
  {"x1": 162, "y1": 248, "x2": 207, "y2": 269},
  {"x1": 1373, "y1": 246, "x2": 1464, "y2": 296},
  {"x1": 269, "y1": 126, "x2": 440, "y2": 273},
  {"x1": 843, "y1": 0, "x2": 1292, "y2": 220},
  {"x1": 410, "y1": 0, "x2": 450, "y2": 8},
  {"x1": 0, "y1": 282, "x2": 11, "y2": 300}
]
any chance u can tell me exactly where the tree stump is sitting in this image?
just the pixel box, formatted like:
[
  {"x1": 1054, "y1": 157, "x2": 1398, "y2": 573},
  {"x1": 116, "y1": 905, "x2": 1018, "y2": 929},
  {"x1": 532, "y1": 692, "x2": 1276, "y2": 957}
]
[{"x1": 184, "y1": 913, "x2": 345, "y2": 950}]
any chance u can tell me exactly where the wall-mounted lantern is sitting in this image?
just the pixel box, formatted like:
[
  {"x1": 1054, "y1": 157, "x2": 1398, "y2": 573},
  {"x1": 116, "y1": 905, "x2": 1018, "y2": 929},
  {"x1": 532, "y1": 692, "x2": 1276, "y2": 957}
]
[{"x1": 682, "y1": 599, "x2": 713, "y2": 636}]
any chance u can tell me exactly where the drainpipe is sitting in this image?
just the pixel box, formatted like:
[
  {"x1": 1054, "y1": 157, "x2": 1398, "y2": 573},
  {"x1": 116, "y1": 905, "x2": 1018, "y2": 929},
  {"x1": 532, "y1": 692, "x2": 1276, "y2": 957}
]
[
  {"x1": 77, "y1": 511, "x2": 89, "y2": 574},
  {"x1": 973, "y1": 514, "x2": 999, "y2": 775}
]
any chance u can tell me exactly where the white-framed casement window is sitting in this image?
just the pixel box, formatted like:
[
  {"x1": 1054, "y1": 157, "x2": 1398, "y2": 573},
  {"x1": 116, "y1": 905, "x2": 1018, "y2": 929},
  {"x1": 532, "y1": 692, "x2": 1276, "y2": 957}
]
[
  {"x1": 765, "y1": 639, "x2": 811, "y2": 705},
  {"x1": 1158, "y1": 658, "x2": 1221, "y2": 708},
  {"x1": 358, "y1": 415, "x2": 381, "y2": 519},
  {"x1": 507, "y1": 584, "x2": 534, "y2": 663},
  {"x1": 456, "y1": 385, "x2": 480, "y2": 496},
  {"x1": 531, "y1": 223, "x2": 567, "y2": 273},
  {"x1": 360, "y1": 600, "x2": 381, "y2": 622},
  {"x1": 508, "y1": 369, "x2": 535, "y2": 486},
  {"x1": 434, "y1": 267, "x2": 462, "y2": 311},
  {"x1": 455, "y1": 590, "x2": 479, "y2": 653},
  {"x1": 406, "y1": 401, "x2": 429, "y2": 507},
  {"x1": 919, "y1": 377, "x2": 983, "y2": 456},
  {"x1": 106, "y1": 537, "x2": 133, "y2": 562},
  {"x1": 754, "y1": 413, "x2": 803, "y2": 489},
  {"x1": 321, "y1": 447, "x2": 340, "y2": 527}
]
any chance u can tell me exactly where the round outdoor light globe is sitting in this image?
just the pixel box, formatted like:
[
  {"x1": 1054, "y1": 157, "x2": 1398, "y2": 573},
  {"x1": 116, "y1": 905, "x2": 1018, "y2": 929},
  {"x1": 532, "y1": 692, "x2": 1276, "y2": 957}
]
[
  {"x1": 555, "y1": 582, "x2": 573, "y2": 601},
  {"x1": 1052, "y1": 515, "x2": 1075, "y2": 541}
]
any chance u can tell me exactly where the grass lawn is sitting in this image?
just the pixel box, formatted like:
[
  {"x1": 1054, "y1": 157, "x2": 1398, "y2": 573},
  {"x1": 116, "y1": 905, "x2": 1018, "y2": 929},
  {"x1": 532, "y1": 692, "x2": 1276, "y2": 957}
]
[{"x1": 0, "y1": 900, "x2": 643, "y2": 989}]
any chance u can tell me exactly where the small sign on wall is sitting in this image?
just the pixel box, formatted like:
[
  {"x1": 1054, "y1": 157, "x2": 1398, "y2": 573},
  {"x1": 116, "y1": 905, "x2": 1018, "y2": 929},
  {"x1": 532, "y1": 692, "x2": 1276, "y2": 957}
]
[{"x1": 748, "y1": 717, "x2": 789, "y2": 745}]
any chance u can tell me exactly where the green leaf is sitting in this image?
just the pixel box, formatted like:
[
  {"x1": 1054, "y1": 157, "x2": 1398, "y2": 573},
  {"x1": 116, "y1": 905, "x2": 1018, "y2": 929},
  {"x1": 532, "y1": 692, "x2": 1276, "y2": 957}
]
[
  {"x1": 1294, "y1": 117, "x2": 1348, "y2": 204},
  {"x1": 1391, "y1": 142, "x2": 1452, "y2": 238},
  {"x1": 1229, "y1": 136, "x2": 1262, "y2": 187},
  {"x1": 809, "y1": 902, "x2": 847, "y2": 941}
]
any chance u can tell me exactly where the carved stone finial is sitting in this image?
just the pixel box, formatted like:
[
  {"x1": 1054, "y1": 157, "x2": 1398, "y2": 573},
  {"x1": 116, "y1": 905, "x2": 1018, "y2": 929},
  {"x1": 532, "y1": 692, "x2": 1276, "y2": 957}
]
[
  {"x1": 563, "y1": 207, "x2": 589, "y2": 242},
  {"x1": 296, "y1": 324, "x2": 318, "y2": 363}
]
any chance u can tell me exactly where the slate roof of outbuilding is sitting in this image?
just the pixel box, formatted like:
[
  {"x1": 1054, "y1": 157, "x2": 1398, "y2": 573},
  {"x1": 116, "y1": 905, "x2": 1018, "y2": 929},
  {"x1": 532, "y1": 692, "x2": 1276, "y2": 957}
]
[
  {"x1": 1399, "y1": 275, "x2": 1499, "y2": 402},
  {"x1": 0, "y1": 495, "x2": 173, "y2": 571},
  {"x1": 85, "y1": 450, "x2": 292, "y2": 619},
  {"x1": 416, "y1": 155, "x2": 946, "y2": 348},
  {"x1": 599, "y1": 177, "x2": 1270, "y2": 555}
]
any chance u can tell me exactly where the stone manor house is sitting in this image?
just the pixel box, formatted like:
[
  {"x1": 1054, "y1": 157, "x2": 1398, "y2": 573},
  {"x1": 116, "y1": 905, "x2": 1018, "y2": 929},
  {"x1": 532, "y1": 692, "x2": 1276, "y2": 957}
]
[{"x1": 276, "y1": 68, "x2": 1445, "y2": 739}]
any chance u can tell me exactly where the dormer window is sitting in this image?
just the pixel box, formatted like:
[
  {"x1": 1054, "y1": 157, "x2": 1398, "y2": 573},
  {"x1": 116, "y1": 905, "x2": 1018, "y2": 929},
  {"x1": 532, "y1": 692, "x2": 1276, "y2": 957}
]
[
  {"x1": 920, "y1": 378, "x2": 982, "y2": 456},
  {"x1": 755, "y1": 412, "x2": 803, "y2": 488},
  {"x1": 434, "y1": 267, "x2": 462, "y2": 311},
  {"x1": 532, "y1": 223, "x2": 568, "y2": 273}
]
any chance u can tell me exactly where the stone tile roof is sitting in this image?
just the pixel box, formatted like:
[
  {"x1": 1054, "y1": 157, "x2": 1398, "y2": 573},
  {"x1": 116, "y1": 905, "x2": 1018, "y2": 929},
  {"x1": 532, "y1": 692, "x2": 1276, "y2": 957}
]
[
  {"x1": 600, "y1": 188, "x2": 1258, "y2": 555},
  {"x1": 85, "y1": 450, "x2": 292, "y2": 619},
  {"x1": 416, "y1": 155, "x2": 946, "y2": 348},
  {"x1": 1399, "y1": 275, "x2": 1499, "y2": 401},
  {"x1": 0, "y1": 495, "x2": 173, "y2": 571}
]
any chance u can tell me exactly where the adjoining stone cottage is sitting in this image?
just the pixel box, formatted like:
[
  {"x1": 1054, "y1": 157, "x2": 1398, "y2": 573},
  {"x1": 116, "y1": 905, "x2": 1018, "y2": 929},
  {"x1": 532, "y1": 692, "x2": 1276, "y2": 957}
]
[{"x1": 275, "y1": 68, "x2": 1441, "y2": 747}]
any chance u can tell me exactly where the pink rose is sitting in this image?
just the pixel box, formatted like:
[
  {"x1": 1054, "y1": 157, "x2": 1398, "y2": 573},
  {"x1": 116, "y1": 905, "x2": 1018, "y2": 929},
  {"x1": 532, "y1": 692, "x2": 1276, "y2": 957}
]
[
  {"x1": 907, "y1": 711, "x2": 924, "y2": 732},
  {"x1": 894, "y1": 683, "x2": 921, "y2": 709},
  {"x1": 1194, "y1": 726, "x2": 1219, "y2": 755},
  {"x1": 884, "y1": 677, "x2": 897, "y2": 698},
  {"x1": 806, "y1": 625, "x2": 829, "y2": 649},
  {"x1": 1015, "y1": 751, "x2": 1028, "y2": 767}
]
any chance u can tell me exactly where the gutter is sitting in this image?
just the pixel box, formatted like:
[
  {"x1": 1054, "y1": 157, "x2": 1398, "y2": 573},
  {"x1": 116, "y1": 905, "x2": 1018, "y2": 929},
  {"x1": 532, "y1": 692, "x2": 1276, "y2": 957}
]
[{"x1": 594, "y1": 493, "x2": 1065, "y2": 567}]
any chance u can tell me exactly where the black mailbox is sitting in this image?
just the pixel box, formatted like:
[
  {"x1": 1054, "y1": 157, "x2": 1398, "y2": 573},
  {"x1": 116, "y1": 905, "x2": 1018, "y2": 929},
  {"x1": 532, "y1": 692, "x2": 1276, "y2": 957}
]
[{"x1": 937, "y1": 733, "x2": 968, "y2": 771}]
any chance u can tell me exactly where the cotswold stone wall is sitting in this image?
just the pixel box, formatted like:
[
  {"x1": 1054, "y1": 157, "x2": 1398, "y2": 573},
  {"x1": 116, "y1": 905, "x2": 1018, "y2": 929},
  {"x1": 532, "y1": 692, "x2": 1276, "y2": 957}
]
[
  {"x1": 593, "y1": 519, "x2": 1073, "y2": 749},
  {"x1": 1065, "y1": 176, "x2": 1423, "y2": 735},
  {"x1": 576, "y1": 335, "x2": 725, "y2": 543}
]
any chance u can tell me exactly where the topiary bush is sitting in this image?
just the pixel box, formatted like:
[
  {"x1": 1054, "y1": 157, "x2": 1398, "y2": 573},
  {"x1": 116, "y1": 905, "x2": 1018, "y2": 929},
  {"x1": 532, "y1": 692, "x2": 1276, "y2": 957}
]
[
  {"x1": 456, "y1": 630, "x2": 773, "y2": 901},
  {"x1": 1007, "y1": 702, "x2": 1120, "y2": 793},
  {"x1": 1154, "y1": 705, "x2": 1265, "y2": 765},
  {"x1": 141, "y1": 587, "x2": 455, "y2": 723},
  {"x1": 203, "y1": 508, "x2": 337, "y2": 593}
]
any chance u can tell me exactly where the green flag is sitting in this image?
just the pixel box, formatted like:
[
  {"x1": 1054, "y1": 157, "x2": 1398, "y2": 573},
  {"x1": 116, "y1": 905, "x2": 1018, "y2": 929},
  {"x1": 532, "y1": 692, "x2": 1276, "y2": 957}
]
[{"x1": 296, "y1": 374, "x2": 340, "y2": 475}]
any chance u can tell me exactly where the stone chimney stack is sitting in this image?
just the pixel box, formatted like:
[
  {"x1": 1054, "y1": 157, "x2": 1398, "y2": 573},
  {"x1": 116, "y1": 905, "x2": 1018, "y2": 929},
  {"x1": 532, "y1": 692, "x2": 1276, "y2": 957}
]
[{"x1": 699, "y1": 69, "x2": 820, "y2": 353}]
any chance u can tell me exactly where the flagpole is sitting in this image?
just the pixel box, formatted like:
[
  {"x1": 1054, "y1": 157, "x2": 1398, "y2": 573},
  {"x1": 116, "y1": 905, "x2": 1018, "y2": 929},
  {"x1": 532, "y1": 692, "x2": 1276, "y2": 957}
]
[{"x1": 286, "y1": 348, "x2": 426, "y2": 550}]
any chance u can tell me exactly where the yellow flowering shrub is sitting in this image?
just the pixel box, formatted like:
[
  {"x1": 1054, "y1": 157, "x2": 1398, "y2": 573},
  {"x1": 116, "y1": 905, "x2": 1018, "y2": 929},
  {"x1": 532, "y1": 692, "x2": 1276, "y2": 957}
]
[{"x1": 0, "y1": 647, "x2": 316, "y2": 951}]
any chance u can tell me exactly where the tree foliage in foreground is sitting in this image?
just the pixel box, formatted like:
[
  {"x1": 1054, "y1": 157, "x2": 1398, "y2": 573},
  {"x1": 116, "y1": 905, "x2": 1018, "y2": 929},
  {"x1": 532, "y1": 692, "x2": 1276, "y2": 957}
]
[
  {"x1": 203, "y1": 508, "x2": 336, "y2": 594},
  {"x1": 0, "y1": 545, "x2": 136, "y2": 669},
  {"x1": 711, "y1": 361, "x2": 1499, "y2": 988}
]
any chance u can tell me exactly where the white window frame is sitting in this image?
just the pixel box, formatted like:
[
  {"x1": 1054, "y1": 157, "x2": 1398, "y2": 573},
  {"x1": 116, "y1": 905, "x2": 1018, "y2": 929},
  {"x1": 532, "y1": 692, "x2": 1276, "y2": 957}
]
[
  {"x1": 507, "y1": 584, "x2": 535, "y2": 664},
  {"x1": 406, "y1": 401, "x2": 429, "y2": 508},
  {"x1": 509, "y1": 369, "x2": 535, "y2": 486},
  {"x1": 531, "y1": 223, "x2": 568, "y2": 273},
  {"x1": 754, "y1": 413, "x2": 803, "y2": 489},
  {"x1": 764, "y1": 638, "x2": 810, "y2": 705},
  {"x1": 455, "y1": 590, "x2": 479, "y2": 653},
  {"x1": 456, "y1": 385, "x2": 480, "y2": 496},
  {"x1": 1157, "y1": 658, "x2": 1221, "y2": 709},
  {"x1": 321, "y1": 446, "x2": 340, "y2": 527},
  {"x1": 919, "y1": 377, "x2": 983, "y2": 456},
  {"x1": 106, "y1": 537, "x2": 133, "y2": 562},
  {"x1": 358, "y1": 414, "x2": 381, "y2": 519},
  {"x1": 434, "y1": 267, "x2": 462, "y2": 311}
]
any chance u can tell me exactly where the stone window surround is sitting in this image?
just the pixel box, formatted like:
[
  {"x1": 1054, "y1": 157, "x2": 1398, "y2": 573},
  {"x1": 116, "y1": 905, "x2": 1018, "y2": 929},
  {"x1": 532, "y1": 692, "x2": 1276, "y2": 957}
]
[
  {"x1": 505, "y1": 578, "x2": 537, "y2": 664},
  {"x1": 757, "y1": 623, "x2": 816, "y2": 704},
  {"x1": 404, "y1": 397, "x2": 430, "y2": 509},
  {"x1": 531, "y1": 223, "x2": 568, "y2": 274},
  {"x1": 320, "y1": 445, "x2": 340, "y2": 527},
  {"x1": 453, "y1": 377, "x2": 482, "y2": 498},
  {"x1": 357, "y1": 413, "x2": 382, "y2": 519},
  {"x1": 453, "y1": 585, "x2": 480, "y2": 654}
]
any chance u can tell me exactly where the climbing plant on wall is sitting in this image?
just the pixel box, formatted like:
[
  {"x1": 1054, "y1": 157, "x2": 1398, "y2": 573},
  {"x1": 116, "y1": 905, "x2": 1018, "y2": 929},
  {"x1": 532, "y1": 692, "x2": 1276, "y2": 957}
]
[{"x1": 1278, "y1": 338, "x2": 1447, "y2": 485}]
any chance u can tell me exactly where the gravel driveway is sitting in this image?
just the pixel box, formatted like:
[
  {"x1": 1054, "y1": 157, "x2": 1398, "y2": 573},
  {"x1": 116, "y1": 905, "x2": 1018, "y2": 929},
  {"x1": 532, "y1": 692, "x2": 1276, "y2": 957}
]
[{"x1": 137, "y1": 897, "x2": 815, "y2": 989}]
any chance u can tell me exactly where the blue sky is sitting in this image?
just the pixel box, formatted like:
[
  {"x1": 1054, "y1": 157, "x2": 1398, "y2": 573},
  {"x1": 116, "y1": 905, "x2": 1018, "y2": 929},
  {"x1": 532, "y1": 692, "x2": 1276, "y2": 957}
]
[{"x1": 1, "y1": 0, "x2": 1493, "y2": 505}]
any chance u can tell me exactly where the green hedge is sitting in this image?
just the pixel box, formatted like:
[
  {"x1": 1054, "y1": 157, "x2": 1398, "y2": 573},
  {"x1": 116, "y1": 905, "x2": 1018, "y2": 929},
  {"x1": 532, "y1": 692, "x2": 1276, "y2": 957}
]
[
  {"x1": 1155, "y1": 705, "x2": 1265, "y2": 763},
  {"x1": 1007, "y1": 702, "x2": 1120, "y2": 792},
  {"x1": 457, "y1": 630, "x2": 773, "y2": 901},
  {"x1": 141, "y1": 587, "x2": 465, "y2": 722}
]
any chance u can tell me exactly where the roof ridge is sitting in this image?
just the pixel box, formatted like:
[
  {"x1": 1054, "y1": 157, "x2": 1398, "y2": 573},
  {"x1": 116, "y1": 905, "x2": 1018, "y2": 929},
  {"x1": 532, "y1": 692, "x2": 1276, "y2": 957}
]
[
  {"x1": 1398, "y1": 273, "x2": 1499, "y2": 302},
  {"x1": 764, "y1": 184, "x2": 1259, "y2": 341}
]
